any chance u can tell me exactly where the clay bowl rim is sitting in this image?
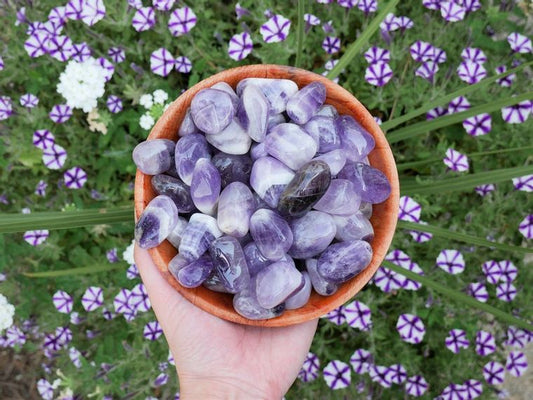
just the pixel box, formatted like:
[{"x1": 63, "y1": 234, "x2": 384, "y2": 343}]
[{"x1": 134, "y1": 64, "x2": 399, "y2": 327}]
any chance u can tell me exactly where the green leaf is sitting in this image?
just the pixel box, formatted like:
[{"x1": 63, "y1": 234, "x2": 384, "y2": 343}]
[
  {"x1": 383, "y1": 261, "x2": 533, "y2": 331},
  {"x1": 381, "y1": 61, "x2": 533, "y2": 131},
  {"x1": 294, "y1": 0, "x2": 305, "y2": 68},
  {"x1": 400, "y1": 165, "x2": 533, "y2": 195},
  {"x1": 326, "y1": 0, "x2": 400, "y2": 80},
  {"x1": 386, "y1": 91, "x2": 533, "y2": 143},
  {"x1": 397, "y1": 221, "x2": 532, "y2": 254},
  {"x1": 23, "y1": 263, "x2": 124, "y2": 278}
]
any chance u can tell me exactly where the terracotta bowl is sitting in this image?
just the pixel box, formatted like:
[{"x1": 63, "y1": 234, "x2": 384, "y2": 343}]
[{"x1": 134, "y1": 64, "x2": 399, "y2": 327}]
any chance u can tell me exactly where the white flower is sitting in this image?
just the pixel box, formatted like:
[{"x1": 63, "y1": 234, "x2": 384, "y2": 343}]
[
  {"x1": 139, "y1": 113, "x2": 155, "y2": 130},
  {"x1": 163, "y1": 103, "x2": 171, "y2": 112},
  {"x1": 139, "y1": 94, "x2": 154, "y2": 109},
  {"x1": 122, "y1": 239, "x2": 136, "y2": 265},
  {"x1": 0, "y1": 293, "x2": 15, "y2": 332},
  {"x1": 153, "y1": 89, "x2": 169, "y2": 104},
  {"x1": 56, "y1": 58, "x2": 107, "y2": 113}
]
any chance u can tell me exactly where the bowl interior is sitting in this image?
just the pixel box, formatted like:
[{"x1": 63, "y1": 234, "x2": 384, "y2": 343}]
[{"x1": 134, "y1": 64, "x2": 399, "y2": 327}]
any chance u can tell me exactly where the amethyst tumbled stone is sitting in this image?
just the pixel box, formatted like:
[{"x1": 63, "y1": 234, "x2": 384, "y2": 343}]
[
  {"x1": 237, "y1": 84, "x2": 270, "y2": 142},
  {"x1": 289, "y1": 211, "x2": 336, "y2": 259},
  {"x1": 338, "y1": 162, "x2": 391, "y2": 204},
  {"x1": 178, "y1": 213, "x2": 222, "y2": 261},
  {"x1": 209, "y1": 236, "x2": 250, "y2": 293},
  {"x1": 333, "y1": 212, "x2": 374, "y2": 242},
  {"x1": 217, "y1": 182, "x2": 255, "y2": 237},
  {"x1": 255, "y1": 260, "x2": 303, "y2": 309},
  {"x1": 317, "y1": 240, "x2": 373, "y2": 284},
  {"x1": 205, "y1": 118, "x2": 251, "y2": 155},
  {"x1": 286, "y1": 81, "x2": 327, "y2": 124},
  {"x1": 236, "y1": 78, "x2": 298, "y2": 114},
  {"x1": 133, "y1": 139, "x2": 175, "y2": 175},
  {"x1": 190, "y1": 158, "x2": 221, "y2": 215},
  {"x1": 151, "y1": 174, "x2": 195, "y2": 213},
  {"x1": 234, "y1": 277, "x2": 286, "y2": 320},
  {"x1": 135, "y1": 195, "x2": 178, "y2": 249},
  {"x1": 174, "y1": 133, "x2": 211, "y2": 185},
  {"x1": 305, "y1": 258, "x2": 338, "y2": 296},
  {"x1": 313, "y1": 179, "x2": 361, "y2": 215},
  {"x1": 285, "y1": 271, "x2": 312, "y2": 310},
  {"x1": 249, "y1": 208, "x2": 293, "y2": 261},
  {"x1": 304, "y1": 116, "x2": 341, "y2": 153},
  {"x1": 250, "y1": 156, "x2": 295, "y2": 208},
  {"x1": 335, "y1": 115, "x2": 375, "y2": 162},
  {"x1": 212, "y1": 152, "x2": 252, "y2": 188},
  {"x1": 264, "y1": 123, "x2": 318, "y2": 170},
  {"x1": 173, "y1": 254, "x2": 214, "y2": 288},
  {"x1": 190, "y1": 88, "x2": 235, "y2": 134}
]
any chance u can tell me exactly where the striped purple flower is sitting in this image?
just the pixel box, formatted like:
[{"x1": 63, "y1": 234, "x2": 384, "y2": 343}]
[
  {"x1": 42, "y1": 143, "x2": 67, "y2": 169},
  {"x1": 130, "y1": 283, "x2": 151, "y2": 312},
  {"x1": 37, "y1": 379, "x2": 54, "y2": 400},
  {"x1": 426, "y1": 106, "x2": 447, "y2": 120},
  {"x1": 445, "y1": 329, "x2": 470, "y2": 353},
  {"x1": 444, "y1": 148, "x2": 469, "y2": 172},
  {"x1": 380, "y1": 13, "x2": 400, "y2": 32},
  {"x1": 70, "y1": 311, "x2": 84, "y2": 325},
  {"x1": 0, "y1": 96, "x2": 12, "y2": 120},
  {"x1": 357, "y1": 0, "x2": 378, "y2": 15},
  {"x1": 505, "y1": 327, "x2": 532, "y2": 349},
  {"x1": 24, "y1": 32, "x2": 50, "y2": 58},
  {"x1": 518, "y1": 214, "x2": 533, "y2": 239},
  {"x1": 126, "y1": 264, "x2": 140, "y2": 280},
  {"x1": 399, "y1": 196, "x2": 421, "y2": 222},
  {"x1": 397, "y1": 313, "x2": 425, "y2": 344},
  {"x1": 440, "y1": 1, "x2": 466, "y2": 22},
  {"x1": 323, "y1": 360, "x2": 351, "y2": 389},
  {"x1": 97, "y1": 57, "x2": 114, "y2": 81},
  {"x1": 33, "y1": 130, "x2": 55, "y2": 150},
  {"x1": 102, "y1": 307, "x2": 114, "y2": 320},
  {"x1": 448, "y1": 96, "x2": 471, "y2": 114},
  {"x1": 343, "y1": 300, "x2": 372, "y2": 331},
  {"x1": 364, "y1": 47, "x2": 390, "y2": 64},
  {"x1": 235, "y1": 3, "x2": 250, "y2": 20},
  {"x1": 385, "y1": 249, "x2": 423, "y2": 290},
  {"x1": 498, "y1": 260, "x2": 518, "y2": 282},
  {"x1": 228, "y1": 32, "x2": 253, "y2": 61},
  {"x1": 436, "y1": 249, "x2": 465, "y2": 274},
  {"x1": 106, "y1": 248, "x2": 118, "y2": 263},
  {"x1": 69, "y1": 347, "x2": 82, "y2": 368},
  {"x1": 475, "y1": 331, "x2": 496, "y2": 356},
  {"x1": 56, "y1": 327, "x2": 73, "y2": 348},
  {"x1": 80, "y1": 0, "x2": 106, "y2": 26},
  {"x1": 496, "y1": 282, "x2": 517, "y2": 302},
  {"x1": 462, "y1": 0, "x2": 482, "y2": 13},
  {"x1": 143, "y1": 321, "x2": 163, "y2": 340},
  {"x1": 405, "y1": 375, "x2": 428, "y2": 397},
  {"x1": 507, "y1": 32, "x2": 532, "y2": 54},
  {"x1": 323, "y1": 305, "x2": 345, "y2": 325},
  {"x1": 20, "y1": 93, "x2": 39, "y2": 108},
  {"x1": 71, "y1": 42, "x2": 92, "y2": 62},
  {"x1": 513, "y1": 174, "x2": 533, "y2": 192},
  {"x1": 365, "y1": 62, "x2": 393, "y2": 86},
  {"x1": 389, "y1": 364, "x2": 407, "y2": 384},
  {"x1": 49, "y1": 6, "x2": 67, "y2": 25},
  {"x1": 461, "y1": 47, "x2": 487, "y2": 64},
  {"x1": 153, "y1": 0, "x2": 175, "y2": 11},
  {"x1": 64, "y1": 167, "x2": 87, "y2": 189},
  {"x1": 410, "y1": 41, "x2": 436, "y2": 62},
  {"x1": 482, "y1": 260, "x2": 502, "y2": 284},
  {"x1": 495, "y1": 65, "x2": 515, "y2": 87},
  {"x1": 113, "y1": 288, "x2": 132, "y2": 313},
  {"x1": 23, "y1": 230, "x2": 49, "y2": 246},
  {"x1": 374, "y1": 265, "x2": 406, "y2": 293},
  {"x1": 106, "y1": 95, "x2": 123, "y2": 113},
  {"x1": 132, "y1": 7, "x2": 156, "y2": 32},
  {"x1": 483, "y1": 361, "x2": 505, "y2": 385},
  {"x1": 128, "y1": 0, "x2": 143, "y2": 8},
  {"x1": 337, "y1": 0, "x2": 357, "y2": 8},
  {"x1": 322, "y1": 36, "x2": 341, "y2": 54},
  {"x1": 108, "y1": 47, "x2": 125, "y2": 63},
  {"x1": 506, "y1": 351, "x2": 528, "y2": 377},
  {"x1": 154, "y1": 372, "x2": 169, "y2": 387},
  {"x1": 350, "y1": 348, "x2": 372, "y2": 374},
  {"x1": 409, "y1": 221, "x2": 433, "y2": 243},
  {"x1": 65, "y1": 0, "x2": 84, "y2": 20},
  {"x1": 151, "y1": 48, "x2": 175, "y2": 77},
  {"x1": 369, "y1": 365, "x2": 393, "y2": 388},
  {"x1": 501, "y1": 100, "x2": 531, "y2": 124},
  {"x1": 440, "y1": 383, "x2": 468, "y2": 400},
  {"x1": 298, "y1": 352, "x2": 320, "y2": 382},
  {"x1": 52, "y1": 290, "x2": 73, "y2": 313},
  {"x1": 304, "y1": 13, "x2": 321, "y2": 32},
  {"x1": 463, "y1": 379, "x2": 483, "y2": 399},
  {"x1": 468, "y1": 282, "x2": 489, "y2": 303},
  {"x1": 415, "y1": 61, "x2": 438, "y2": 82},
  {"x1": 81, "y1": 286, "x2": 103, "y2": 311},
  {"x1": 457, "y1": 61, "x2": 487, "y2": 84},
  {"x1": 475, "y1": 184, "x2": 495, "y2": 196},
  {"x1": 5, "y1": 325, "x2": 26, "y2": 347},
  {"x1": 159, "y1": 362, "x2": 169, "y2": 371},
  {"x1": 260, "y1": 14, "x2": 291, "y2": 43},
  {"x1": 49, "y1": 104, "x2": 72, "y2": 123},
  {"x1": 168, "y1": 7, "x2": 197, "y2": 36},
  {"x1": 422, "y1": 0, "x2": 441, "y2": 10},
  {"x1": 462, "y1": 113, "x2": 491, "y2": 136},
  {"x1": 0, "y1": 56, "x2": 3, "y2": 71},
  {"x1": 396, "y1": 16, "x2": 414, "y2": 31},
  {"x1": 322, "y1": 20, "x2": 334, "y2": 34},
  {"x1": 35, "y1": 180, "x2": 48, "y2": 196}
]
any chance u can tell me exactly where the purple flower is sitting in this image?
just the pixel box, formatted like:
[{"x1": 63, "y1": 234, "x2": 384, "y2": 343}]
[
  {"x1": 476, "y1": 331, "x2": 496, "y2": 356},
  {"x1": 20, "y1": 93, "x2": 39, "y2": 108},
  {"x1": 23, "y1": 230, "x2": 49, "y2": 246},
  {"x1": 304, "y1": 13, "x2": 321, "y2": 32},
  {"x1": 114, "y1": 288, "x2": 133, "y2": 313},
  {"x1": 415, "y1": 61, "x2": 439, "y2": 82},
  {"x1": 130, "y1": 283, "x2": 151, "y2": 312},
  {"x1": 69, "y1": 347, "x2": 82, "y2": 368},
  {"x1": 80, "y1": 0, "x2": 106, "y2": 26},
  {"x1": 364, "y1": 47, "x2": 390, "y2": 64},
  {"x1": 323, "y1": 360, "x2": 351, "y2": 389},
  {"x1": 150, "y1": 48, "x2": 175, "y2": 77},
  {"x1": 42, "y1": 143, "x2": 67, "y2": 170},
  {"x1": 64, "y1": 167, "x2": 87, "y2": 189},
  {"x1": 506, "y1": 351, "x2": 528, "y2": 377},
  {"x1": 235, "y1": 3, "x2": 250, "y2": 20},
  {"x1": 496, "y1": 282, "x2": 517, "y2": 302},
  {"x1": 97, "y1": 57, "x2": 114, "y2": 81},
  {"x1": 24, "y1": 32, "x2": 50, "y2": 58},
  {"x1": 440, "y1": 1, "x2": 466, "y2": 22},
  {"x1": 153, "y1": 0, "x2": 175, "y2": 11},
  {"x1": 518, "y1": 214, "x2": 533, "y2": 239},
  {"x1": 154, "y1": 372, "x2": 169, "y2": 387},
  {"x1": 53, "y1": 290, "x2": 73, "y2": 314},
  {"x1": 358, "y1": 0, "x2": 378, "y2": 15},
  {"x1": 462, "y1": 113, "x2": 491, "y2": 136},
  {"x1": 405, "y1": 375, "x2": 428, "y2": 397},
  {"x1": 343, "y1": 300, "x2": 372, "y2": 331},
  {"x1": 385, "y1": 249, "x2": 423, "y2": 290},
  {"x1": 397, "y1": 313, "x2": 425, "y2": 344},
  {"x1": 505, "y1": 327, "x2": 532, "y2": 349},
  {"x1": 322, "y1": 36, "x2": 341, "y2": 54},
  {"x1": 461, "y1": 47, "x2": 487, "y2": 64},
  {"x1": 365, "y1": 62, "x2": 393, "y2": 86},
  {"x1": 106, "y1": 95, "x2": 123, "y2": 113},
  {"x1": 132, "y1": 7, "x2": 156, "y2": 32},
  {"x1": 71, "y1": 42, "x2": 92, "y2": 62},
  {"x1": 0, "y1": 96, "x2": 13, "y2": 120},
  {"x1": 409, "y1": 221, "x2": 433, "y2": 243},
  {"x1": 461, "y1": 0, "x2": 481, "y2": 13},
  {"x1": 369, "y1": 365, "x2": 393, "y2": 388},
  {"x1": 463, "y1": 379, "x2": 483, "y2": 399},
  {"x1": 426, "y1": 106, "x2": 447, "y2": 120},
  {"x1": 49, "y1": 6, "x2": 67, "y2": 25},
  {"x1": 507, "y1": 33, "x2": 532, "y2": 54},
  {"x1": 70, "y1": 311, "x2": 84, "y2": 325},
  {"x1": 37, "y1": 379, "x2": 54, "y2": 400},
  {"x1": 448, "y1": 96, "x2": 471, "y2": 114},
  {"x1": 65, "y1": 0, "x2": 84, "y2": 20},
  {"x1": 175, "y1": 56, "x2": 192, "y2": 73},
  {"x1": 49, "y1": 104, "x2": 72, "y2": 123},
  {"x1": 298, "y1": 352, "x2": 320, "y2": 382},
  {"x1": 337, "y1": 0, "x2": 358, "y2": 8},
  {"x1": 228, "y1": 32, "x2": 253, "y2": 61},
  {"x1": 440, "y1": 383, "x2": 468, "y2": 400},
  {"x1": 106, "y1": 248, "x2": 118, "y2": 263},
  {"x1": 495, "y1": 65, "x2": 515, "y2": 87},
  {"x1": 468, "y1": 282, "x2": 489, "y2": 303},
  {"x1": 168, "y1": 7, "x2": 197, "y2": 36},
  {"x1": 475, "y1": 184, "x2": 495, "y2": 196},
  {"x1": 399, "y1": 196, "x2": 421, "y2": 222},
  {"x1": 35, "y1": 180, "x2": 48, "y2": 196},
  {"x1": 5, "y1": 325, "x2": 26, "y2": 347},
  {"x1": 422, "y1": 0, "x2": 441, "y2": 10},
  {"x1": 126, "y1": 264, "x2": 140, "y2": 280},
  {"x1": 436, "y1": 249, "x2": 465, "y2": 274},
  {"x1": 482, "y1": 260, "x2": 502, "y2": 284},
  {"x1": 396, "y1": 16, "x2": 414, "y2": 31},
  {"x1": 16, "y1": 6, "x2": 28, "y2": 25},
  {"x1": 323, "y1": 305, "x2": 346, "y2": 325},
  {"x1": 102, "y1": 307, "x2": 114, "y2": 320},
  {"x1": 388, "y1": 364, "x2": 407, "y2": 384},
  {"x1": 445, "y1": 329, "x2": 470, "y2": 353},
  {"x1": 410, "y1": 41, "x2": 436, "y2": 62},
  {"x1": 0, "y1": 56, "x2": 3, "y2": 71},
  {"x1": 380, "y1": 13, "x2": 400, "y2": 32},
  {"x1": 33, "y1": 130, "x2": 55, "y2": 150},
  {"x1": 498, "y1": 260, "x2": 518, "y2": 282},
  {"x1": 374, "y1": 265, "x2": 406, "y2": 292},
  {"x1": 322, "y1": 20, "x2": 334, "y2": 34},
  {"x1": 457, "y1": 61, "x2": 487, "y2": 84},
  {"x1": 168, "y1": 351, "x2": 175, "y2": 365},
  {"x1": 501, "y1": 100, "x2": 531, "y2": 124},
  {"x1": 444, "y1": 148, "x2": 469, "y2": 172},
  {"x1": 128, "y1": 0, "x2": 143, "y2": 9},
  {"x1": 81, "y1": 286, "x2": 103, "y2": 311},
  {"x1": 159, "y1": 362, "x2": 169, "y2": 371},
  {"x1": 143, "y1": 321, "x2": 163, "y2": 340},
  {"x1": 260, "y1": 14, "x2": 291, "y2": 43},
  {"x1": 350, "y1": 348, "x2": 372, "y2": 374},
  {"x1": 483, "y1": 361, "x2": 505, "y2": 385},
  {"x1": 108, "y1": 47, "x2": 125, "y2": 63},
  {"x1": 513, "y1": 174, "x2": 533, "y2": 192}
]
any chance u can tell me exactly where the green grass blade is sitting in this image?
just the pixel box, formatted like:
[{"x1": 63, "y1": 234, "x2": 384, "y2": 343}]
[
  {"x1": 387, "y1": 92, "x2": 533, "y2": 144},
  {"x1": 326, "y1": 0, "x2": 400, "y2": 80},
  {"x1": 381, "y1": 61, "x2": 533, "y2": 131},
  {"x1": 294, "y1": 0, "x2": 305, "y2": 68},
  {"x1": 23, "y1": 263, "x2": 124, "y2": 278},
  {"x1": 397, "y1": 220, "x2": 532, "y2": 254},
  {"x1": 0, "y1": 207, "x2": 134, "y2": 233},
  {"x1": 400, "y1": 165, "x2": 533, "y2": 195},
  {"x1": 383, "y1": 261, "x2": 532, "y2": 331}
]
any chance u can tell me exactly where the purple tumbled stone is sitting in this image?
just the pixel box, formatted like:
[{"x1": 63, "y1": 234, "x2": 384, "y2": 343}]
[
  {"x1": 190, "y1": 88, "x2": 235, "y2": 134},
  {"x1": 332, "y1": 212, "x2": 374, "y2": 242},
  {"x1": 135, "y1": 195, "x2": 178, "y2": 249},
  {"x1": 304, "y1": 116, "x2": 341, "y2": 153},
  {"x1": 306, "y1": 258, "x2": 338, "y2": 296},
  {"x1": 286, "y1": 82, "x2": 327, "y2": 124},
  {"x1": 285, "y1": 271, "x2": 312, "y2": 310},
  {"x1": 190, "y1": 158, "x2": 221, "y2": 215},
  {"x1": 250, "y1": 157, "x2": 295, "y2": 208},
  {"x1": 168, "y1": 253, "x2": 190, "y2": 275},
  {"x1": 335, "y1": 116, "x2": 375, "y2": 162},
  {"x1": 289, "y1": 211, "x2": 336, "y2": 259},
  {"x1": 243, "y1": 242, "x2": 271, "y2": 276},
  {"x1": 236, "y1": 78, "x2": 298, "y2": 114},
  {"x1": 265, "y1": 123, "x2": 318, "y2": 170},
  {"x1": 151, "y1": 174, "x2": 195, "y2": 213},
  {"x1": 338, "y1": 162, "x2": 391, "y2": 204},
  {"x1": 317, "y1": 104, "x2": 338, "y2": 118},
  {"x1": 359, "y1": 202, "x2": 373, "y2": 219},
  {"x1": 234, "y1": 276, "x2": 285, "y2": 319},
  {"x1": 211, "y1": 82, "x2": 240, "y2": 109},
  {"x1": 166, "y1": 216, "x2": 188, "y2": 248},
  {"x1": 250, "y1": 208, "x2": 293, "y2": 260},
  {"x1": 209, "y1": 236, "x2": 250, "y2": 293},
  {"x1": 217, "y1": 182, "x2": 255, "y2": 237},
  {"x1": 178, "y1": 108, "x2": 199, "y2": 137},
  {"x1": 174, "y1": 254, "x2": 214, "y2": 288},
  {"x1": 205, "y1": 118, "x2": 251, "y2": 155},
  {"x1": 203, "y1": 271, "x2": 232, "y2": 293},
  {"x1": 133, "y1": 139, "x2": 175, "y2": 175},
  {"x1": 317, "y1": 240, "x2": 373, "y2": 283},
  {"x1": 314, "y1": 149, "x2": 347, "y2": 175},
  {"x1": 267, "y1": 113, "x2": 286, "y2": 131},
  {"x1": 178, "y1": 213, "x2": 222, "y2": 261},
  {"x1": 237, "y1": 84, "x2": 270, "y2": 142},
  {"x1": 250, "y1": 142, "x2": 269, "y2": 161},
  {"x1": 212, "y1": 152, "x2": 252, "y2": 188},
  {"x1": 313, "y1": 179, "x2": 361, "y2": 215},
  {"x1": 256, "y1": 260, "x2": 303, "y2": 308},
  {"x1": 174, "y1": 133, "x2": 210, "y2": 185}
]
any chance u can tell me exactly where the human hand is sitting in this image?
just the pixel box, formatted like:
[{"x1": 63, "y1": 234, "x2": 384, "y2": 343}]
[{"x1": 134, "y1": 246, "x2": 318, "y2": 400}]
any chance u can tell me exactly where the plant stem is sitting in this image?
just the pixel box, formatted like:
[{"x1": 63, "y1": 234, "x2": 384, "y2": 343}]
[
  {"x1": 294, "y1": 0, "x2": 305, "y2": 68},
  {"x1": 23, "y1": 263, "x2": 124, "y2": 278}
]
